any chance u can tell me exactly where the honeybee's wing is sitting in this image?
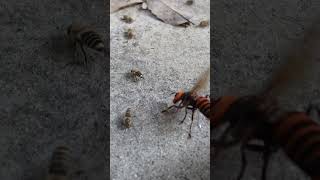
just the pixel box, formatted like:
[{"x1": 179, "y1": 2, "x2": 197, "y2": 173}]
[
  {"x1": 190, "y1": 67, "x2": 210, "y2": 94},
  {"x1": 263, "y1": 21, "x2": 320, "y2": 98}
]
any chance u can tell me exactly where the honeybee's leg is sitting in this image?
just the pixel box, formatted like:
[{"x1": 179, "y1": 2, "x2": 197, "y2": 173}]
[
  {"x1": 64, "y1": 41, "x2": 81, "y2": 67},
  {"x1": 236, "y1": 144, "x2": 247, "y2": 180},
  {"x1": 78, "y1": 41, "x2": 88, "y2": 67},
  {"x1": 188, "y1": 109, "x2": 196, "y2": 138},
  {"x1": 134, "y1": 76, "x2": 138, "y2": 82},
  {"x1": 72, "y1": 41, "x2": 78, "y2": 62}
]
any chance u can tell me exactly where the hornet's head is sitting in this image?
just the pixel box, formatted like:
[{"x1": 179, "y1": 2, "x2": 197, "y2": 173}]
[{"x1": 172, "y1": 90, "x2": 185, "y2": 104}]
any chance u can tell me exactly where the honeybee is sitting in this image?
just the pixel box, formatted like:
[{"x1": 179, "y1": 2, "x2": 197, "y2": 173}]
[
  {"x1": 162, "y1": 68, "x2": 210, "y2": 138},
  {"x1": 198, "y1": 20, "x2": 209, "y2": 27},
  {"x1": 186, "y1": 0, "x2": 194, "y2": 5},
  {"x1": 67, "y1": 22, "x2": 105, "y2": 66},
  {"x1": 125, "y1": 28, "x2": 134, "y2": 39},
  {"x1": 130, "y1": 69, "x2": 144, "y2": 82},
  {"x1": 121, "y1": 15, "x2": 134, "y2": 23},
  {"x1": 211, "y1": 21, "x2": 320, "y2": 180},
  {"x1": 123, "y1": 108, "x2": 133, "y2": 128},
  {"x1": 46, "y1": 146, "x2": 70, "y2": 180}
]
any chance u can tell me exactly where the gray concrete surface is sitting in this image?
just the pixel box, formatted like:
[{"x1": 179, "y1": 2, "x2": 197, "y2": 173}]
[
  {"x1": 110, "y1": 1, "x2": 210, "y2": 180},
  {"x1": 0, "y1": 0, "x2": 108, "y2": 180},
  {"x1": 212, "y1": 0, "x2": 320, "y2": 179},
  {"x1": 2, "y1": 0, "x2": 320, "y2": 179}
]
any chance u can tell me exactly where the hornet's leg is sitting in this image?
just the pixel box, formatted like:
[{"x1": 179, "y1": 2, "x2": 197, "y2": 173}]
[
  {"x1": 180, "y1": 106, "x2": 193, "y2": 124},
  {"x1": 175, "y1": 102, "x2": 184, "y2": 112},
  {"x1": 213, "y1": 124, "x2": 242, "y2": 157},
  {"x1": 188, "y1": 109, "x2": 196, "y2": 138},
  {"x1": 261, "y1": 148, "x2": 272, "y2": 180},
  {"x1": 161, "y1": 105, "x2": 180, "y2": 113},
  {"x1": 161, "y1": 102, "x2": 184, "y2": 113},
  {"x1": 180, "y1": 107, "x2": 188, "y2": 124},
  {"x1": 243, "y1": 143, "x2": 273, "y2": 180},
  {"x1": 306, "y1": 103, "x2": 320, "y2": 120},
  {"x1": 236, "y1": 144, "x2": 247, "y2": 180}
]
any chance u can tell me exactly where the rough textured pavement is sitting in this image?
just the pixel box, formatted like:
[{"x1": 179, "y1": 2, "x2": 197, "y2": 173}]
[
  {"x1": 0, "y1": 0, "x2": 108, "y2": 180},
  {"x1": 2, "y1": 0, "x2": 320, "y2": 179},
  {"x1": 110, "y1": 1, "x2": 210, "y2": 180},
  {"x1": 212, "y1": 0, "x2": 320, "y2": 179}
]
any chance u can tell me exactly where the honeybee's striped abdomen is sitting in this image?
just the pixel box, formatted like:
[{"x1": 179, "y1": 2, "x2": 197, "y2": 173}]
[
  {"x1": 195, "y1": 96, "x2": 210, "y2": 119},
  {"x1": 80, "y1": 31, "x2": 104, "y2": 51},
  {"x1": 272, "y1": 112, "x2": 320, "y2": 177},
  {"x1": 47, "y1": 146, "x2": 70, "y2": 179}
]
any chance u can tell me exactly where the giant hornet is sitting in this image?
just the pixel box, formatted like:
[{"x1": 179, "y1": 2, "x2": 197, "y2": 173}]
[
  {"x1": 162, "y1": 68, "x2": 210, "y2": 138},
  {"x1": 46, "y1": 146, "x2": 71, "y2": 180},
  {"x1": 211, "y1": 20, "x2": 320, "y2": 180}
]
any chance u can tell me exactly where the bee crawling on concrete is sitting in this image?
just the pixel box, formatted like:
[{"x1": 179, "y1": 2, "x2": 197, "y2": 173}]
[
  {"x1": 46, "y1": 146, "x2": 71, "y2": 180},
  {"x1": 123, "y1": 108, "x2": 133, "y2": 128},
  {"x1": 125, "y1": 28, "x2": 134, "y2": 39},
  {"x1": 130, "y1": 69, "x2": 144, "y2": 82},
  {"x1": 198, "y1": 20, "x2": 209, "y2": 27},
  {"x1": 67, "y1": 22, "x2": 106, "y2": 66},
  {"x1": 186, "y1": 0, "x2": 194, "y2": 5},
  {"x1": 121, "y1": 15, "x2": 134, "y2": 24}
]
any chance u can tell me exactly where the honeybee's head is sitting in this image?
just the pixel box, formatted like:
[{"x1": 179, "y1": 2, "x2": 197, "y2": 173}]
[{"x1": 173, "y1": 90, "x2": 185, "y2": 104}]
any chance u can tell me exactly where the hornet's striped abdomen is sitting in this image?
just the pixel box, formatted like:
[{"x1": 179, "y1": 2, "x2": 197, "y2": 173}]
[
  {"x1": 210, "y1": 96, "x2": 238, "y2": 128},
  {"x1": 272, "y1": 112, "x2": 320, "y2": 178},
  {"x1": 47, "y1": 146, "x2": 70, "y2": 180},
  {"x1": 195, "y1": 96, "x2": 210, "y2": 119}
]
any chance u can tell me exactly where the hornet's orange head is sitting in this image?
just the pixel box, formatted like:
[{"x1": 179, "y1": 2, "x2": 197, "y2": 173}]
[
  {"x1": 173, "y1": 90, "x2": 185, "y2": 104},
  {"x1": 211, "y1": 96, "x2": 238, "y2": 128}
]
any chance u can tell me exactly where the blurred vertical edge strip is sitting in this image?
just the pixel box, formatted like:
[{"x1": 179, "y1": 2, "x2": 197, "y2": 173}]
[
  {"x1": 209, "y1": 0, "x2": 214, "y2": 179},
  {"x1": 105, "y1": 0, "x2": 111, "y2": 180}
]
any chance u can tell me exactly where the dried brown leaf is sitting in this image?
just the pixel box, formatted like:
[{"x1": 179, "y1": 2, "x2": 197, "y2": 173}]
[
  {"x1": 110, "y1": 0, "x2": 143, "y2": 13},
  {"x1": 146, "y1": 0, "x2": 193, "y2": 26}
]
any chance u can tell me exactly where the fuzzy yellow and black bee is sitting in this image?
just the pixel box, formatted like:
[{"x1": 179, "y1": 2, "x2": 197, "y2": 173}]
[
  {"x1": 130, "y1": 69, "x2": 144, "y2": 82},
  {"x1": 186, "y1": 0, "x2": 194, "y2": 5},
  {"x1": 125, "y1": 28, "x2": 134, "y2": 39},
  {"x1": 67, "y1": 22, "x2": 105, "y2": 66},
  {"x1": 123, "y1": 108, "x2": 133, "y2": 128},
  {"x1": 198, "y1": 20, "x2": 209, "y2": 28},
  {"x1": 46, "y1": 146, "x2": 71, "y2": 180},
  {"x1": 121, "y1": 15, "x2": 134, "y2": 24}
]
